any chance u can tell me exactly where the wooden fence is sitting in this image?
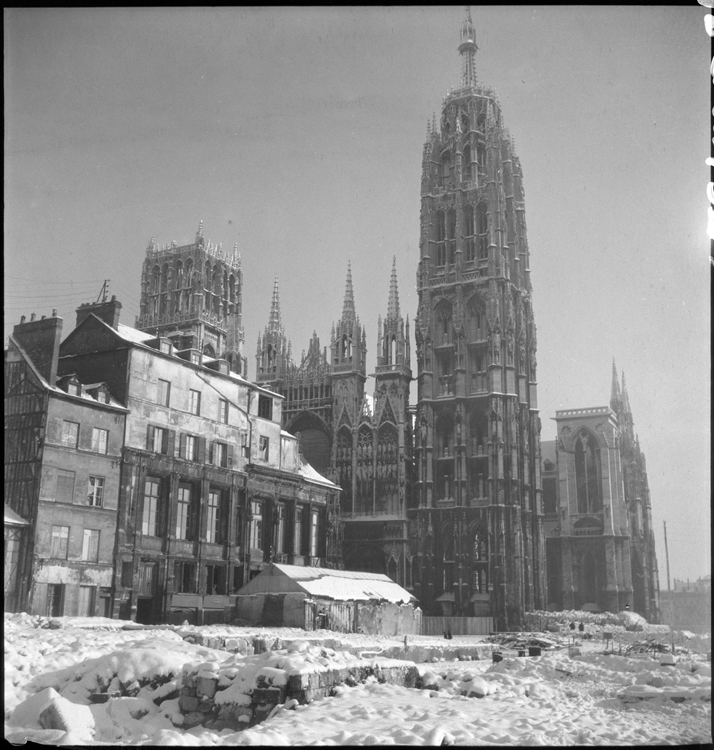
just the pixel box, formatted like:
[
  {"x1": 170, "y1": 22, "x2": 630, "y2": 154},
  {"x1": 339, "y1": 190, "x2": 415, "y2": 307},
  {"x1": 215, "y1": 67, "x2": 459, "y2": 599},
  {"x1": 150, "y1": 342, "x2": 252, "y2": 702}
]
[{"x1": 421, "y1": 616, "x2": 494, "y2": 636}]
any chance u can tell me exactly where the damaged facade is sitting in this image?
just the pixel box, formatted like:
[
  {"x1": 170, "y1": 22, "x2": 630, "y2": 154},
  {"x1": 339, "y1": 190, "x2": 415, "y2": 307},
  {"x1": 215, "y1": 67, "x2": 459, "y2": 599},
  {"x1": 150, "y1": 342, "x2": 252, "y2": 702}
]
[
  {"x1": 4, "y1": 311, "x2": 127, "y2": 617},
  {"x1": 542, "y1": 363, "x2": 661, "y2": 622},
  {"x1": 5, "y1": 295, "x2": 342, "y2": 624}
]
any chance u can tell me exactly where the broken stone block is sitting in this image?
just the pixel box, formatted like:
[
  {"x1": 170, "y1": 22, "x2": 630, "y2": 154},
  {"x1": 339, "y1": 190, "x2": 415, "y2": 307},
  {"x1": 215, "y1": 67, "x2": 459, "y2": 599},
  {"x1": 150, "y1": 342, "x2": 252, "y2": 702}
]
[
  {"x1": 196, "y1": 676, "x2": 218, "y2": 699},
  {"x1": 252, "y1": 686, "x2": 286, "y2": 704},
  {"x1": 39, "y1": 695, "x2": 95, "y2": 739},
  {"x1": 179, "y1": 695, "x2": 199, "y2": 713}
]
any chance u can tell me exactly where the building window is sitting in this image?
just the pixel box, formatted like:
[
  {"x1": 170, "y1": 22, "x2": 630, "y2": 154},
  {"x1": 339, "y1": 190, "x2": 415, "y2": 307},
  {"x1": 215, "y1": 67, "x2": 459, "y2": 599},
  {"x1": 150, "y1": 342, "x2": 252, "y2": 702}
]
[
  {"x1": 218, "y1": 399, "x2": 229, "y2": 424},
  {"x1": 250, "y1": 501, "x2": 263, "y2": 550},
  {"x1": 275, "y1": 504, "x2": 285, "y2": 553},
  {"x1": 294, "y1": 506, "x2": 303, "y2": 555},
  {"x1": 310, "y1": 511, "x2": 319, "y2": 557},
  {"x1": 87, "y1": 476, "x2": 104, "y2": 507},
  {"x1": 176, "y1": 484, "x2": 192, "y2": 540},
  {"x1": 61, "y1": 421, "x2": 79, "y2": 448},
  {"x1": 206, "y1": 564, "x2": 226, "y2": 595},
  {"x1": 477, "y1": 202, "x2": 488, "y2": 260},
  {"x1": 91, "y1": 428, "x2": 108, "y2": 454},
  {"x1": 259, "y1": 436, "x2": 269, "y2": 461},
  {"x1": 184, "y1": 435, "x2": 198, "y2": 461},
  {"x1": 174, "y1": 561, "x2": 196, "y2": 594},
  {"x1": 56, "y1": 469, "x2": 75, "y2": 504},
  {"x1": 148, "y1": 426, "x2": 168, "y2": 454},
  {"x1": 258, "y1": 395, "x2": 273, "y2": 420},
  {"x1": 543, "y1": 477, "x2": 557, "y2": 515},
  {"x1": 67, "y1": 381, "x2": 81, "y2": 396},
  {"x1": 189, "y1": 389, "x2": 201, "y2": 416},
  {"x1": 81, "y1": 529, "x2": 100, "y2": 562},
  {"x1": 206, "y1": 490, "x2": 223, "y2": 544},
  {"x1": 212, "y1": 442, "x2": 227, "y2": 468},
  {"x1": 157, "y1": 379, "x2": 171, "y2": 407},
  {"x1": 142, "y1": 478, "x2": 161, "y2": 536},
  {"x1": 575, "y1": 431, "x2": 602, "y2": 513},
  {"x1": 50, "y1": 525, "x2": 69, "y2": 559},
  {"x1": 139, "y1": 562, "x2": 156, "y2": 596}
]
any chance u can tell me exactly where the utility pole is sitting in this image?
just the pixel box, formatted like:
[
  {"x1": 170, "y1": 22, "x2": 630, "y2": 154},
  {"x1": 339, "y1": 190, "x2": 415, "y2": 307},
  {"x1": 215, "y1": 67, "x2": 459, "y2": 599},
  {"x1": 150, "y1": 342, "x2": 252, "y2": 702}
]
[{"x1": 663, "y1": 521, "x2": 675, "y2": 655}]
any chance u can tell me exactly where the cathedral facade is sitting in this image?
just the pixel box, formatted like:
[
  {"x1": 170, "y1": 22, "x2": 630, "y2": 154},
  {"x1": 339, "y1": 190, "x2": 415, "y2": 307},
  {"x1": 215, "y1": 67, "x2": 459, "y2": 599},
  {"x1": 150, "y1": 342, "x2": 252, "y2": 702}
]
[
  {"x1": 410, "y1": 10, "x2": 546, "y2": 629},
  {"x1": 542, "y1": 364, "x2": 661, "y2": 622},
  {"x1": 256, "y1": 260, "x2": 413, "y2": 586}
]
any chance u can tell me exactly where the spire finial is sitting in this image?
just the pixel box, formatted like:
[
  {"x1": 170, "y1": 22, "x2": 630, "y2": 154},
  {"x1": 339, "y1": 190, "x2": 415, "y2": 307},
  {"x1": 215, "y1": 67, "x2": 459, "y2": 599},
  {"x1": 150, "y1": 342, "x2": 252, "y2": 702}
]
[
  {"x1": 342, "y1": 262, "x2": 356, "y2": 322},
  {"x1": 621, "y1": 370, "x2": 631, "y2": 414},
  {"x1": 268, "y1": 275, "x2": 282, "y2": 332},
  {"x1": 610, "y1": 359, "x2": 621, "y2": 412},
  {"x1": 196, "y1": 220, "x2": 204, "y2": 242},
  {"x1": 387, "y1": 256, "x2": 400, "y2": 320},
  {"x1": 459, "y1": 6, "x2": 478, "y2": 88}
]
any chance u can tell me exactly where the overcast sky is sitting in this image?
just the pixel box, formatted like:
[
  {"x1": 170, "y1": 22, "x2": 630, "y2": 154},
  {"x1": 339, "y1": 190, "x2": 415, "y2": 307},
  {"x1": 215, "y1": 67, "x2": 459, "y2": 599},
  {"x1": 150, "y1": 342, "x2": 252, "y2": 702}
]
[{"x1": 5, "y1": 7, "x2": 709, "y2": 584}]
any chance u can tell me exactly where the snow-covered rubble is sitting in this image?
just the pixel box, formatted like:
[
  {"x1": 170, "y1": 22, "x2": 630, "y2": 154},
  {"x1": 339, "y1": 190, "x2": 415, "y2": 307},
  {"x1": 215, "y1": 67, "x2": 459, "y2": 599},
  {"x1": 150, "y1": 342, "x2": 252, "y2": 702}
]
[{"x1": 4, "y1": 612, "x2": 711, "y2": 746}]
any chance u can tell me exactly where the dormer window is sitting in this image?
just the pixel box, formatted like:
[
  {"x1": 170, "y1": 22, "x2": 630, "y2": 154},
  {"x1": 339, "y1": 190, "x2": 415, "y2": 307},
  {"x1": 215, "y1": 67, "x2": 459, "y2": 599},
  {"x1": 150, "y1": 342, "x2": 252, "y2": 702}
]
[{"x1": 67, "y1": 381, "x2": 81, "y2": 396}]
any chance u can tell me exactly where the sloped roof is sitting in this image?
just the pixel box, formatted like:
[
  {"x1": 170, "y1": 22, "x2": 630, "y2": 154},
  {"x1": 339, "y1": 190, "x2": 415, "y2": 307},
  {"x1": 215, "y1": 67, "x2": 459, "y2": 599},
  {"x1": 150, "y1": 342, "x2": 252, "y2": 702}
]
[
  {"x1": 4, "y1": 505, "x2": 29, "y2": 526},
  {"x1": 273, "y1": 563, "x2": 415, "y2": 603},
  {"x1": 298, "y1": 459, "x2": 338, "y2": 489},
  {"x1": 115, "y1": 324, "x2": 155, "y2": 345}
]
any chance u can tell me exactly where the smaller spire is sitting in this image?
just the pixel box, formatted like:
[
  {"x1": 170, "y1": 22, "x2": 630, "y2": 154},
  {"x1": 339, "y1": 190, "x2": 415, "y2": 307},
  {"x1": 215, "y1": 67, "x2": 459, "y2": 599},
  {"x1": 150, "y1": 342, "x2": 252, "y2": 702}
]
[
  {"x1": 610, "y1": 359, "x2": 621, "y2": 412},
  {"x1": 387, "y1": 256, "x2": 401, "y2": 320},
  {"x1": 621, "y1": 370, "x2": 631, "y2": 414},
  {"x1": 268, "y1": 276, "x2": 282, "y2": 333},
  {"x1": 341, "y1": 262, "x2": 356, "y2": 322},
  {"x1": 196, "y1": 220, "x2": 204, "y2": 242}
]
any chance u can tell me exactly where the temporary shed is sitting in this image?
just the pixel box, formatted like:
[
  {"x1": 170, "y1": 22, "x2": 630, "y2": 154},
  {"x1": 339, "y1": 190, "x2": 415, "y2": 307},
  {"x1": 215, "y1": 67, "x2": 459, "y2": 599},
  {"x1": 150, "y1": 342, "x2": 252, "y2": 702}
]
[{"x1": 235, "y1": 563, "x2": 421, "y2": 635}]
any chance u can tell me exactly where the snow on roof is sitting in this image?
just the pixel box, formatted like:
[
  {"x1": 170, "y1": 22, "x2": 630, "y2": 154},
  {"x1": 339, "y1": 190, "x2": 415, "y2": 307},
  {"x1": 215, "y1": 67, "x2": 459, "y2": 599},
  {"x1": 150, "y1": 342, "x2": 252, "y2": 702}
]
[
  {"x1": 4, "y1": 505, "x2": 30, "y2": 526},
  {"x1": 115, "y1": 324, "x2": 155, "y2": 345},
  {"x1": 272, "y1": 564, "x2": 415, "y2": 604},
  {"x1": 298, "y1": 459, "x2": 338, "y2": 488}
]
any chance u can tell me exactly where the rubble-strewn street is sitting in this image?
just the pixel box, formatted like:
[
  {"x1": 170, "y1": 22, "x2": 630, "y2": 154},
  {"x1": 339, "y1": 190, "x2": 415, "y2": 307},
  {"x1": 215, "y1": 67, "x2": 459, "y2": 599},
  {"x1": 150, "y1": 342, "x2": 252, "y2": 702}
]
[{"x1": 5, "y1": 612, "x2": 710, "y2": 745}]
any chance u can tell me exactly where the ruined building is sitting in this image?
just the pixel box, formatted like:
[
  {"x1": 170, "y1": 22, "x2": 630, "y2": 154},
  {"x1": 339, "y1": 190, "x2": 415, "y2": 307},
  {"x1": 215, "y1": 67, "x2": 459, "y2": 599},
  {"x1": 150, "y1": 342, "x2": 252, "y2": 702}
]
[
  {"x1": 136, "y1": 221, "x2": 247, "y2": 376},
  {"x1": 256, "y1": 260, "x2": 413, "y2": 585},
  {"x1": 411, "y1": 9, "x2": 545, "y2": 629},
  {"x1": 542, "y1": 363, "x2": 661, "y2": 622}
]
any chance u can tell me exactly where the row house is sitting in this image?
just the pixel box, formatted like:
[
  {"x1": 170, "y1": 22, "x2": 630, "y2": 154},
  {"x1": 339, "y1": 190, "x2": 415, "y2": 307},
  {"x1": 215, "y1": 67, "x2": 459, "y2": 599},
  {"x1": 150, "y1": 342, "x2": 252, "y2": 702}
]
[
  {"x1": 4, "y1": 312, "x2": 127, "y2": 618},
  {"x1": 57, "y1": 298, "x2": 342, "y2": 625}
]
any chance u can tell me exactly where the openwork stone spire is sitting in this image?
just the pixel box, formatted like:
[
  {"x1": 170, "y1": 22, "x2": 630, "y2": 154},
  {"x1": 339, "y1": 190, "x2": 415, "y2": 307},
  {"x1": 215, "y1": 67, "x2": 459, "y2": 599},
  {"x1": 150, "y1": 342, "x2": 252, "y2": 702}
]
[
  {"x1": 268, "y1": 275, "x2": 282, "y2": 333},
  {"x1": 387, "y1": 255, "x2": 400, "y2": 320},
  {"x1": 341, "y1": 262, "x2": 356, "y2": 322},
  {"x1": 458, "y1": 6, "x2": 478, "y2": 88}
]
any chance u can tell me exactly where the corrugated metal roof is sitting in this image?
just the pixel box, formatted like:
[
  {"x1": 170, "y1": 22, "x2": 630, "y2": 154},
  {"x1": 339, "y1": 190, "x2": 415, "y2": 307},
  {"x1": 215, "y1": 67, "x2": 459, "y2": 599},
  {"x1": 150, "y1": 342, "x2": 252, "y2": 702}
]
[{"x1": 272, "y1": 564, "x2": 414, "y2": 604}]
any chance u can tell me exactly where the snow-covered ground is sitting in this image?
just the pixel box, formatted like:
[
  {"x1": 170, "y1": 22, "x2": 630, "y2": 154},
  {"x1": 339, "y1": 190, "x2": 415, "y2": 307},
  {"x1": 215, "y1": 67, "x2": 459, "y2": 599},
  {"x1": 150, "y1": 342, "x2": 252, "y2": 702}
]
[{"x1": 4, "y1": 612, "x2": 711, "y2": 746}]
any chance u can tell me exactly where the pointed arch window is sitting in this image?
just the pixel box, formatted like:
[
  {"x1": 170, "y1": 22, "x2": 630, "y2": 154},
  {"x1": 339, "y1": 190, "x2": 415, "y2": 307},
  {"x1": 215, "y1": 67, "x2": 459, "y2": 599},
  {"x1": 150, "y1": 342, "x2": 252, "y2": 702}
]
[
  {"x1": 463, "y1": 144, "x2": 472, "y2": 181},
  {"x1": 447, "y1": 209, "x2": 456, "y2": 265},
  {"x1": 477, "y1": 202, "x2": 489, "y2": 260},
  {"x1": 441, "y1": 152, "x2": 451, "y2": 187},
  {"x1": 575, "y1": 430, "x2": 602, "y2": 513},
  {"x1": 435, "y1": 210, "x2": 446, "y2": 267},
  {"x1": 464, "y1": 205, "x2": 475, "y2": 263}
]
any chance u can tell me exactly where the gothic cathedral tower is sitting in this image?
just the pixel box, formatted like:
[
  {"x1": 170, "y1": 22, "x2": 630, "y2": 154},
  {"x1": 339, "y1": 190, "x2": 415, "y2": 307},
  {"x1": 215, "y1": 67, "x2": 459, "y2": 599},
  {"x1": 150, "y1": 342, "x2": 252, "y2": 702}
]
[
  {"x1": 137, "y1": 221, "x2": 247, "y2": 375},
  {"x1": 412, "y1": 10, "x2": 545, "y2": 629}
]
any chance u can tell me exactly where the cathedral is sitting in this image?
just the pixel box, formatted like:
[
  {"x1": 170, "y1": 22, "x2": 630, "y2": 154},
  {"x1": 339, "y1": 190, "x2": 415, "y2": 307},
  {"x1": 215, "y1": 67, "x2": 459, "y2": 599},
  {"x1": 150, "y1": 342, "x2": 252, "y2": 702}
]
[
  {"x1": 256, "y1": 260, "x2": 413, "y2": 585},
  {"x1": 410, "y1": 9, "x2": 545, "y2": 629},
  {"x1": 542, "y1": 364, "x2": 661, "y2": 622},
  {"x1": 136, "y1": 221, "x2": 247, "y2": 376}
]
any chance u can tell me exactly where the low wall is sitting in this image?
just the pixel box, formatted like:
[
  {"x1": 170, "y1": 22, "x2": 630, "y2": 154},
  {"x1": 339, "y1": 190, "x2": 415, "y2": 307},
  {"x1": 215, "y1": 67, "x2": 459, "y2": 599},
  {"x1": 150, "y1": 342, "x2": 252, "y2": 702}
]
[
  {"x1": 178, "y1": 649, "x2": 419, "y2": 731},
  {"x1": 422, "y1": 616, "x2": 493, "y2": 636}
]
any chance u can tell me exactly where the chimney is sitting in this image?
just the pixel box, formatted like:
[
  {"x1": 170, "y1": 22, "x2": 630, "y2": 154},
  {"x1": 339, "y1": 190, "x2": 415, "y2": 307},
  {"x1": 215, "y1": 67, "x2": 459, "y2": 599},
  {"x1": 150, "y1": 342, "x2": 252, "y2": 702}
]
[
  {"x1": 13, "y1": 313, "x2": 64, "y2": 386},
  {"x1": 75, "y1": 295, "x2": 122, "y2": 330}
]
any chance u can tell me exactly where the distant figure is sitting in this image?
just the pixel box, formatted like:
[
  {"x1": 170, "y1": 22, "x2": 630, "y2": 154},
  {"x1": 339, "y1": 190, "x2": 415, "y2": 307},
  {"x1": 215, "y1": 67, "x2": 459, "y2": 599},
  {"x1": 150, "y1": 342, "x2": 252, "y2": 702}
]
[
  {"x1": 625, "y1": 604, "x2": 630, "y2": 611},
  {"x1": 570, "y1": 622, "x2": 576, "y2": 630},
  {"x1": 444, "y1": 630, "x2": 449, "y2": 639},
  {"x1": 447, "y1": 630, "x2": 453, "y2": 640},
  {"x1": 578, "y1": 622, "x2": 585, "y2": 632}
]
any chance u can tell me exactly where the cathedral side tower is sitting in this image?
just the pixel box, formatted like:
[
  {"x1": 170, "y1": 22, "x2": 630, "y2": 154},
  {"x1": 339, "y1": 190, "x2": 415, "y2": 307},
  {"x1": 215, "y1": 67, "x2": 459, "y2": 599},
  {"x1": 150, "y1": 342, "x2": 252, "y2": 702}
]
[
  {"x1": 137, "y1": 221, "x2": 247, "y2": 375},
  {"x1": 412, "y1": 9, "x2": 544, "y2": 629},
  {"x1": 256, "y1": 276, "x2": 290, "y2": 389}
]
